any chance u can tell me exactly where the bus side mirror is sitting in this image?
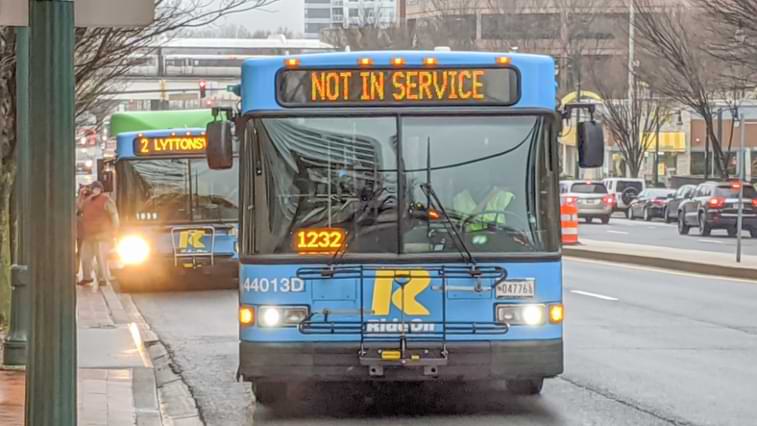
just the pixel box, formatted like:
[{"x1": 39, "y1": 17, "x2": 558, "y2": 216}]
[
  {"x1": 578, "y1": 121, "x2": 604, "y2": 168},
  {"x1": 207, "y1": 120, "x2": 234, "y2": 170}
]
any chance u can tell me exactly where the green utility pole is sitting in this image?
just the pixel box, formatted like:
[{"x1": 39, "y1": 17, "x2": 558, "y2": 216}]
[
  {"x1": 25, "y1": 0, "x2": 77, "y2": 424},
  {"x1": 2, "y1": 27, "x2": 31, "y2": 367}
]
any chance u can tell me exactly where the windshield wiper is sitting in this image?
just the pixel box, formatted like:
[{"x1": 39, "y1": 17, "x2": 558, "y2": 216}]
[
  {"x1": 420, "y1": 138, "x2": 480, "y2": 276},
  {"x1": 419, "y1": 182, "x2": 480, "y2": 277},
  {"x1": 321, "y1": 229, "x2": 354, "y2": 277}
]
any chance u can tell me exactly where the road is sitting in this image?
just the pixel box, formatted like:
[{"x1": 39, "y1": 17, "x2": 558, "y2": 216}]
[
  {"x1": 579, "y1": 215, "x2": 757, "y2": 256},
  {"x1": 133, "y1": 260, "x2": 757, "y2": 425}
]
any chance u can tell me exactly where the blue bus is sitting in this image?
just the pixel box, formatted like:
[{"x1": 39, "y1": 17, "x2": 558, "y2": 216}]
[
  {"x1": 205, "y1": 51, "x2": 603, "y2": 403},
  {"x1": 107, "y1": 116, "x2": 240, "y2": 292}
]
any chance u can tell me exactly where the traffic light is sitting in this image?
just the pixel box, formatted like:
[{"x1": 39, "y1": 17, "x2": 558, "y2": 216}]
[{"x1": 199, "y1": 80, "x2": 207, "y2": 98}]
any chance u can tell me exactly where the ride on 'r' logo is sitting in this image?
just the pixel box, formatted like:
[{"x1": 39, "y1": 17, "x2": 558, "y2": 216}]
[
  {"x1": 178, "y1": 230, "x2": 206, "y2": 251},
  {"x1": 371, "y1": 270, "x2": 431, "y2": 316}
]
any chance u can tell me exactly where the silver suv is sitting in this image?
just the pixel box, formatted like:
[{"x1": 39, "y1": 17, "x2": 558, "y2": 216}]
[{"x1": 560, "y1": 180, "x2": 614, "y2": 224}]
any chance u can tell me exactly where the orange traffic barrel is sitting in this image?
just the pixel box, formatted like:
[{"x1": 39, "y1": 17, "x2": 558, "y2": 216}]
[{"x1": 560, "y1": 196, "x2": 578, "y2": 245}]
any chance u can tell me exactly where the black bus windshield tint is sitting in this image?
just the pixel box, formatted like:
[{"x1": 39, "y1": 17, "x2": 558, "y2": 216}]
[
  {"x1": 117, "y1": 158, "x2": 239, "y2": 224},
  {"x1": 253, "y1": 115, "x2": 557, "y2": 255}
]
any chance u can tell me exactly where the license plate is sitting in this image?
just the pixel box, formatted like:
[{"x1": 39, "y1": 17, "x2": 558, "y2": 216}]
[{"x1": 496, "y1": 279, "x2": 535, "y2": 298}]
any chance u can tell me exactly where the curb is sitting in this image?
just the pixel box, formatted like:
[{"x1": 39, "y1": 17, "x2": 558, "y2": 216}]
[
  {"x1": 563, "y1": 246, "x2": 757, "y2": 281},
  {"x1": 100, "y1": 286, "x2": 163, "y2": 426},
  {"x1": 119, "y1": 293, "x2": 205, "y2": 426}
]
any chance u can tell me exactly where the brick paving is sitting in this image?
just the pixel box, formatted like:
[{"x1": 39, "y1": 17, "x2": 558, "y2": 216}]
[
  {"x1": 0, "y1": 369, "x2": 25, "y2": 426},
  {"x1": 0, "y1": 287, "x2": 142, "y2": 425}
]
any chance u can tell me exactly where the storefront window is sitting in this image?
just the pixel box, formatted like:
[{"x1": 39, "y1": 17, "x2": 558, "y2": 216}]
[{"x1": 690, "y1": 152, "x2": 706, "y2": 176}]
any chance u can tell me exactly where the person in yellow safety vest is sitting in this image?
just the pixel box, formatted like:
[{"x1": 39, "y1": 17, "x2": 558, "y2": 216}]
[{"x1": 452, "y1": 186, "x2": 515, "y2": 232}]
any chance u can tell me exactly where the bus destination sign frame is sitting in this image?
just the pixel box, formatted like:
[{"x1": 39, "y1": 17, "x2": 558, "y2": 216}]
[
  {"x1": 134, "y1": 134, "x2": 208, "y2": 157},
  {"x1": 277, "y1": 66, "x2": 520, "y2": 107}
]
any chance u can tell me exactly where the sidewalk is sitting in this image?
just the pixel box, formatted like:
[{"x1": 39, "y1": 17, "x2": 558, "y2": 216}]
[
  {"x1": 0, "y1": 286, "x2": 160, "y2": 426},
  {"x1": 564, "y1": 238, "x2": 757, "y2": 280}
]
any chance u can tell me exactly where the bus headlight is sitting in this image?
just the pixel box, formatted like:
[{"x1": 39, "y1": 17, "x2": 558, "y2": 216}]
[
  {"x1": 496, "y1": 304, "x2": 546, "y2": 326},
  {"x1": 258, "y1": 306, "x2": 309, "y2": 328},
  {"x1": 116, "y1": 235, "x2": 150, "y2": 265}
]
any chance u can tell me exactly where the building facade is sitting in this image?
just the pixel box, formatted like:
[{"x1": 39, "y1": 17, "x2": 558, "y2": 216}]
[{"x1": 305, "y1": 0, "x2": 398, "y2": 39}]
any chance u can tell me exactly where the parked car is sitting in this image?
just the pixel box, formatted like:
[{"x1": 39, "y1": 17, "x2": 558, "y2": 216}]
[
  {"x1": 677, "y1": 181, "x2": 757, "y2": 237},
  {"x1": 560, "y1": 180, "x2": 615, "y2": 224},
  {"x1": 603, "y1": 178, "x2": 645, "y2": 212},
  {"x1": 627, "y1": 188, "x2": 676, "y2": 221},
  {"x1": 663, "y1": 184, "x2": 696, "y2": 223}
]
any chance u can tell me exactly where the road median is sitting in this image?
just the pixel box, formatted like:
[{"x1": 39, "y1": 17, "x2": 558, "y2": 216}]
[{"x1": 563, "y1": 239, "x2": 757, "y2": 280}]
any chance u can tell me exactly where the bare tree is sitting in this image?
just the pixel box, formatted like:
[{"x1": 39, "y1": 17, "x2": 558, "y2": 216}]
[
  {"x1": 0, "y1": 0, "x2": 277, "y2": 326},
  {"x1": 632, "y1": 0, "x2": 742, "y2": 179},
  {"x1": 592, "y1": 57, "x2": 670, "y2": 178},
  {"x1": 697, "y1": 0, "x2": 757, "y2": 73}
]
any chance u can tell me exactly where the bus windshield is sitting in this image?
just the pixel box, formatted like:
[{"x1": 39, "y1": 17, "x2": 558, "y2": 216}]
[
  {"x1": 253, "y1": 115, "x2": 558, "y2": 255},
  {"x1": 117, "y1": 158, "x2": 239, "y2": 224}
]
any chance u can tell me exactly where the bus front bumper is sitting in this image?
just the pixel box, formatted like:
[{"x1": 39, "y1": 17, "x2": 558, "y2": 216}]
[
  {"x1": 238, "y1": 340, "x2": 562, "y2": 382},
  {"x1": 113, "y1": 255, "x2": 238, "y2": 290}
]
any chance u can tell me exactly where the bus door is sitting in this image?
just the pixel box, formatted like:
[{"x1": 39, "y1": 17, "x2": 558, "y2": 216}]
[
  {"x1": 170, "y1": 225, "x2": 216, "y2": 269},
  {"x1": 297, "y1": 265, "x2": 507, "y2": 377}
]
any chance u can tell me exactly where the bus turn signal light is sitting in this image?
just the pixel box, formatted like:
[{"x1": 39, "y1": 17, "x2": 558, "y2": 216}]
[
  {"x1": 240, "y1": 306, "x2": 255, "y2": 326},
  {"x1": 284, "y1": 58, "x2": 300, "y2": 68},
  {"x1": 549, "y1": 304, "x2": 564, "y2": 324},
  {"x1": 497, "y1": 56, "x2": 512, "y2": 65}
]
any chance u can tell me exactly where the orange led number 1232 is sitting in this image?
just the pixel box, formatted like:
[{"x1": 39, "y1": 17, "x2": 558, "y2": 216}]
[{"x1": 294, "y1": 228, "x2": 346, "y2": 253}]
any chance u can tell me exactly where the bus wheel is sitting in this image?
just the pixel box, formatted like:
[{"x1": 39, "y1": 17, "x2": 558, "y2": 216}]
[
  {"x1": 507, "y1": 378, "x2": 544, "y2": 395},
  {"x1": 252, "y1": 381, "x2": 287, "y2": 406}
]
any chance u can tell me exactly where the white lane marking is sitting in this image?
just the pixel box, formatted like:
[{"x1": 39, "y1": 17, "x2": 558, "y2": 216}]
[
  {"x1": 697, "y1": 239, "x2": 724, "y2": 244},
  {"x1": 606, "y1": 230, "x2": 629, "y2": 235},
  {"x1": 570, "y1": 290, "x2": 619, "y2": 301},
  {"x1": 566, "y1": 257, "x2": 757, "y2": 284}
]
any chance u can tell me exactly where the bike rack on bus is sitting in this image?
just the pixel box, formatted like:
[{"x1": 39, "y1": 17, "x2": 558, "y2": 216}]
[
  {"x1": 295, "y1": 265, "x2": 509, "y2": 377},
  {"x1": 169, "y1": 225, "x2": 216, "y2": 268}
]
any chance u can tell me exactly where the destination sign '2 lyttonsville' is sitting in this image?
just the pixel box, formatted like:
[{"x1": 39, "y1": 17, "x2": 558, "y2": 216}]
[
  {"x1": 134, "y1": 135, "x2": 208, "y2": 156},
  {"x1": 278, "y1": 68, "x2": 519, "y2": 107}
]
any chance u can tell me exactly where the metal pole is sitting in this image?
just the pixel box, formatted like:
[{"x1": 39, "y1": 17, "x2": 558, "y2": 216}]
[
  {"x1": 705, "y1": 131, "x2": 710, "y2": 180},
  {"x1": 717, "y1": 108, "x2": 723, "y2": 178},
  {"x1": 25, "y1": 0, "x2": 77, "y2": 423},
  {"x1": 627, "y1": 3, "x2": 635, "y2": 179},
  {"x1": 2, "y1": 26, "x2": 31, "y2": 367},
  {"x1": 654, "y1": 114, "x2": 660, "y2": 186},
  {"x1": 737, "y1": 116, "x2": 745, "y2": 263},
  {"x1": 575, "y1": 56, "x2": 581, "y2": 180},
  {"x1": 627, "y1": 1, "x2": 635, "y2": 104}
]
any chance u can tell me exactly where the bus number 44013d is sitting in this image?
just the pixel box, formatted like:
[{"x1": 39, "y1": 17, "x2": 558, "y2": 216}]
[{"x1": 242, "y1": 277, "x2": 305, "y2": 293}]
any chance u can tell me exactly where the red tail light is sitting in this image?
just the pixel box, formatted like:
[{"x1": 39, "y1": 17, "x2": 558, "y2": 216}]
[
  {"x1": 562, "y1": 196, "x2": 577, "y2": 206},
  {"x1": 752, "y1": 198, "x2": 757, "y2": 208},
  {"x1": 602, "y1": 194, "x2": 616, "y2": 206},
  {"x1": 652, "y1": 198, "x2": 666, "y2": 206},
  {"x1": 708, "y1": 197, "x2": 726, "y2": 209}
]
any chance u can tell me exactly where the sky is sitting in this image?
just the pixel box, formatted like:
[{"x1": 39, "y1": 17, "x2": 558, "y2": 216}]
[{"x1": 221, "y1": 0, "x2": 304, "y2": 35}]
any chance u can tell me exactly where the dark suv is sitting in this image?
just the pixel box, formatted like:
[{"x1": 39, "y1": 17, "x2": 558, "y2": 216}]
[
  {"x1": 664, "y1": 184, "x2": 696, "y2": 223},
  {"x1": 678, "y1": 182, "x2": 757, "y2": 237}
]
